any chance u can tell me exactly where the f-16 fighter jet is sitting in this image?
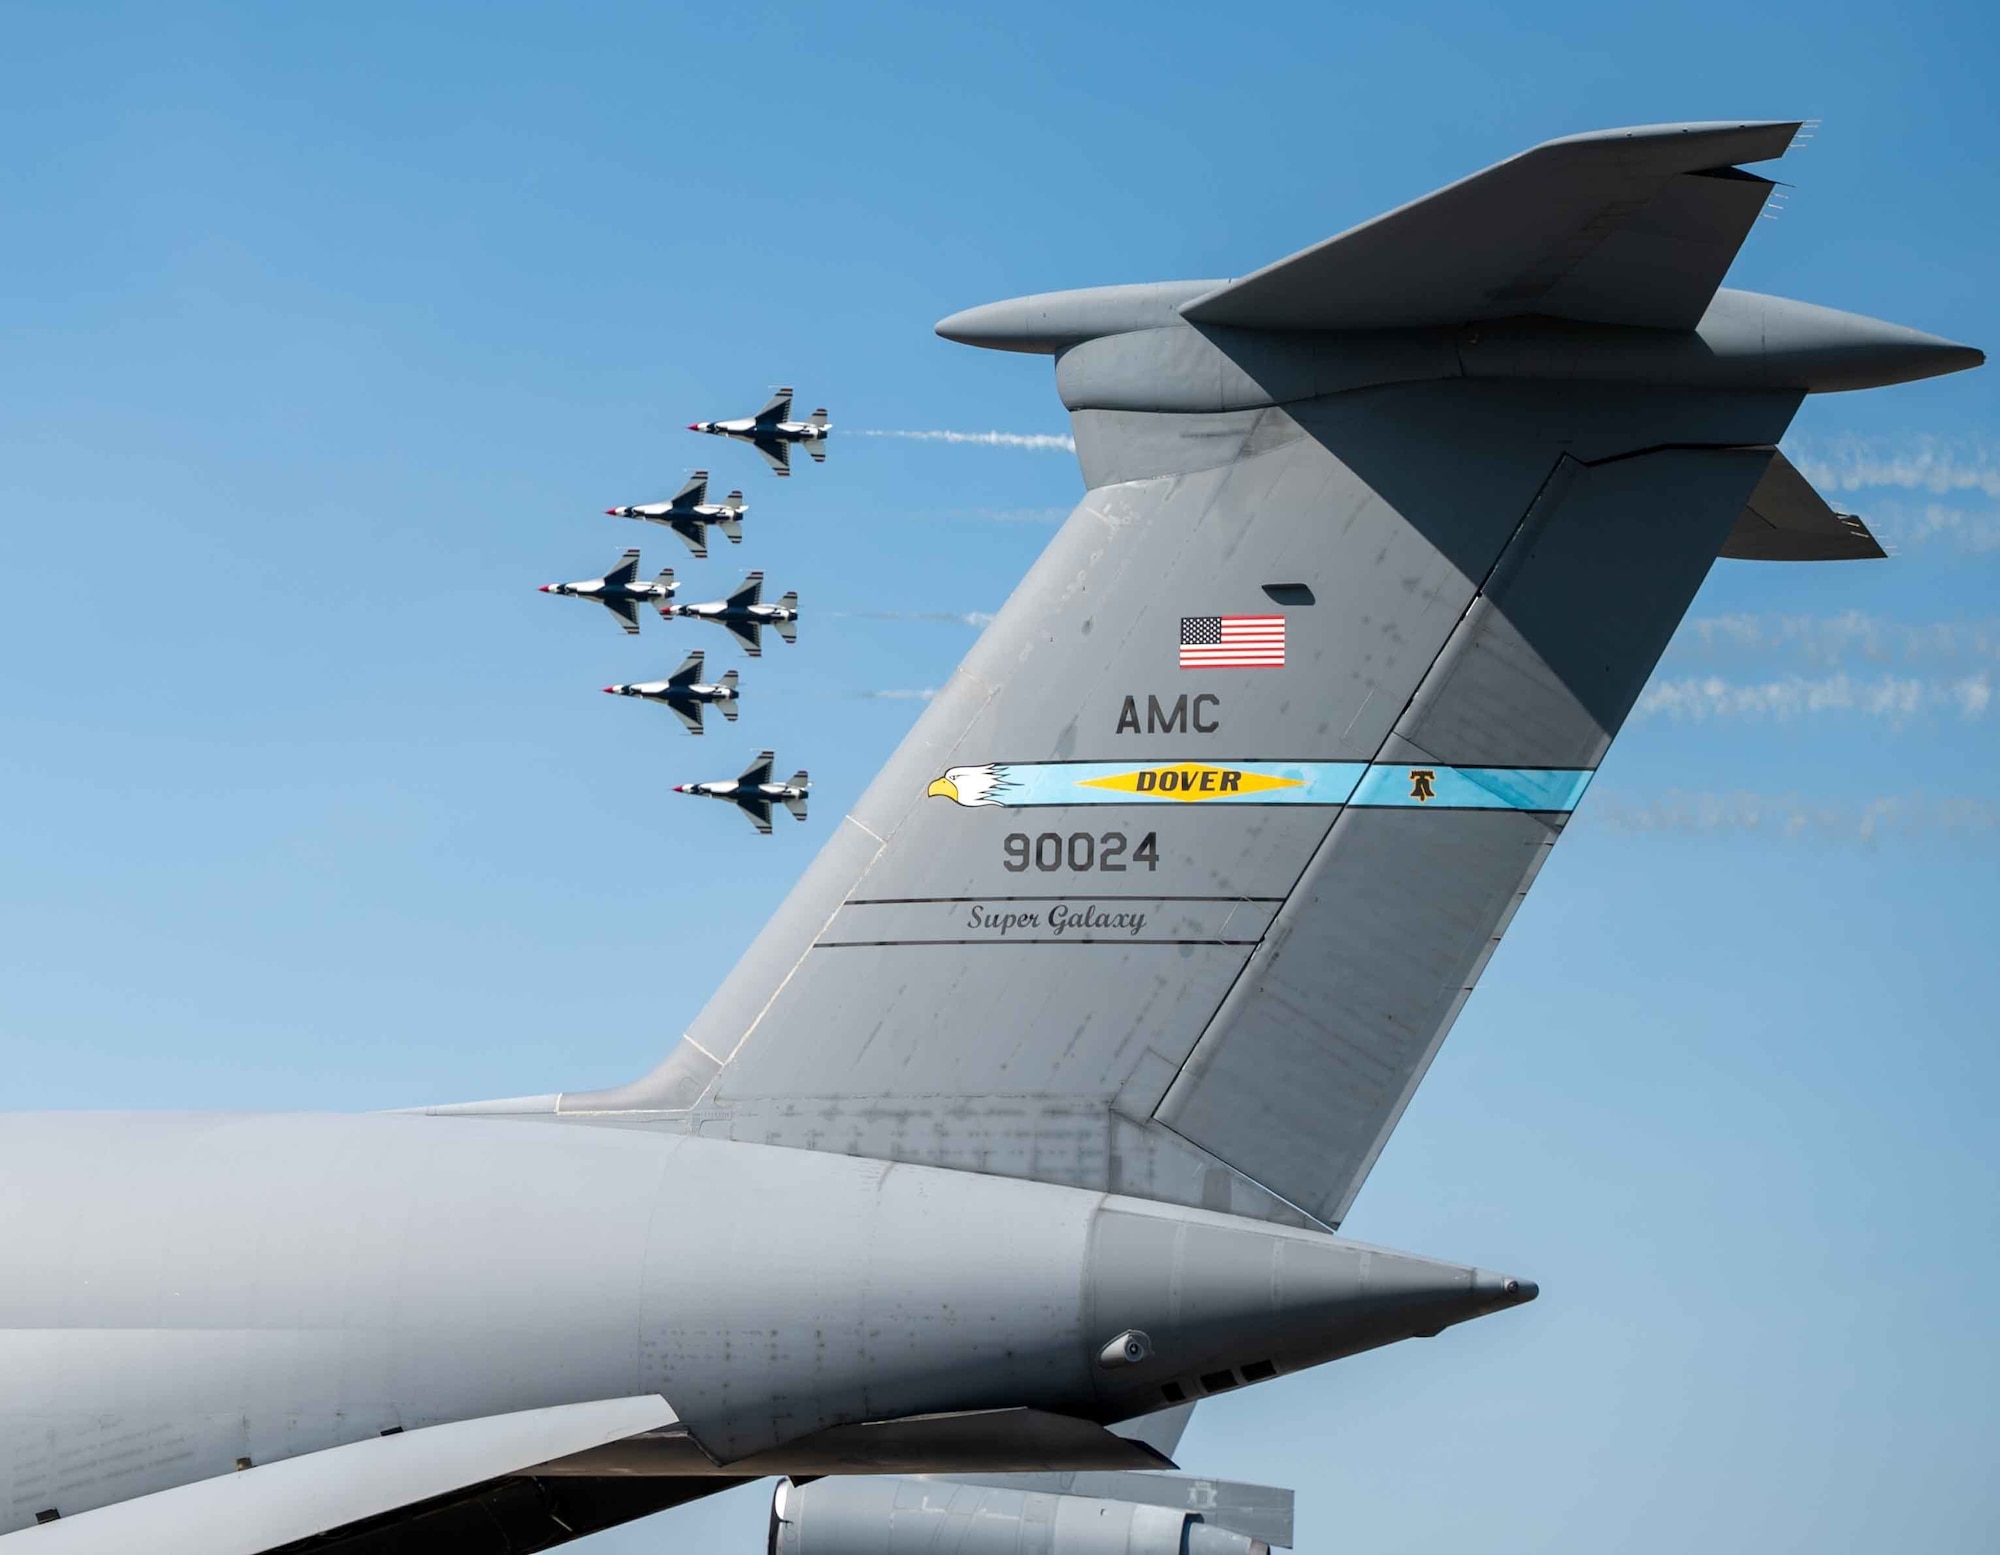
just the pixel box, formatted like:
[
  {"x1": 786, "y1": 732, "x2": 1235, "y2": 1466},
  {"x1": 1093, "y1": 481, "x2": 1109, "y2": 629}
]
[
  {"x1": 670, "y1": 569, "x2": 799, "y2": 657},
  {"x1": 606, "y1": 471, "x2": 746, "y2": 559},
  {"x1": 603, "y1": 650, "x2": 741, "y2": 735},
  {"x1": 538, "y1": 548, "x2": 676, "y2": 635},
  {"x1": 689, "y1": 386, "x2": 830, "y2": 477},
  {"x1": 674, "y1": 748, "x2": 808, "y2": 833}
]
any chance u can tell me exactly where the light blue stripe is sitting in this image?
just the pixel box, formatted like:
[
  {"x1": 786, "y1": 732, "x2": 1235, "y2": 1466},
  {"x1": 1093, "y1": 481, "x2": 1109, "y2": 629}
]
[
  {"x1": 1349, "y1": 764, "x2": 1594, "y2": 811},
  {"x1": 956, "y1": 760, "x2": 1592, "y2": 811}
]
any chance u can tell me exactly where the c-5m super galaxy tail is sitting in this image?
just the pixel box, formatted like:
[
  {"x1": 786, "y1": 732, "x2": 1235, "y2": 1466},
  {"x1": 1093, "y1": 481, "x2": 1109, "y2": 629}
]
[{"x1": 557, "y1": 120, "x2": 1980, "y2": 1234}]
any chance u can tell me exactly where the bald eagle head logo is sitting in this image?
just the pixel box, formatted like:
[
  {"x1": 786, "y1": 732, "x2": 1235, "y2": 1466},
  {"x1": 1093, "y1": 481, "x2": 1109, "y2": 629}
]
[{"x1": 925, "y1": 763, "x2": 1017, "y2": 807}]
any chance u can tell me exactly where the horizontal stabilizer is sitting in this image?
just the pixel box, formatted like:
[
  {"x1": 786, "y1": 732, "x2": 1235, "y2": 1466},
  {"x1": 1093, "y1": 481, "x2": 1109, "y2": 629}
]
[
  {"x1": 719, "y1": 699, "x2": 739, "y2": 721},
  {"x1": 1720, "y1": 449, "x2": 1886, "y2": 560},
  {"x1": 806, "y1": 441, "x2": 828, "y2": 463},
  {"x1": 717, "y1": 515, "x2": 743, "y2": 543},
  {"x1": 1181, "y1": 120, "x2": 1800, "y2": 332},
  {"x1": 720, "y1": 488, "x2": 746, "y2": 512}
]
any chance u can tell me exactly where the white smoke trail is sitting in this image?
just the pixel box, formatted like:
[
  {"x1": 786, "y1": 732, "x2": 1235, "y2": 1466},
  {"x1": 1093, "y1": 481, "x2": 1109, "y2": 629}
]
[
  {"x1": 836, "y1": 610, "x2": 996, "y2": 628},
  {"x1": 1675, "y1": 612, "x2": 2000, "y2": 664},
  {"x1": 859, "y1": 688, "x2": 939, "y2": 701},
  {"x1": 1636, "y1": 672, "x2": 1992, "y2": 722},
  {"x1": 1785, "y1": 434, "x2": 2000, "y2": 498},
  {"x1": 856, "y1": 429, "x2": 1076, "y2": 451},
  {"x1": 1584, "y1": 790, "x2": 2000, "y2": 844}
]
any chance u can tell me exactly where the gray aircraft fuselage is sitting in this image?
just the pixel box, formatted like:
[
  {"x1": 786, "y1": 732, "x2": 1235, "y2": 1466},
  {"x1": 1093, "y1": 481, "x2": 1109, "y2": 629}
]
[{"x1": 0, "y1": 1113, "x2": 1524, "y2": 1529}]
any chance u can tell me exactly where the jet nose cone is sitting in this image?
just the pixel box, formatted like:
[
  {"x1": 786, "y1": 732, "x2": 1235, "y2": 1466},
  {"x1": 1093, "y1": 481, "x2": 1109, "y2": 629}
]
[
  {"x1": 605, "y1": 508, "x2": 619, "y2": 516},
  {"x1": 602, "y1": 686, "x2": 621, "y2": 695},
  {"x1": 672, "y1": 784, "x2": 691, "y2": 793},
  {"x1": 538, "y1": 584, "x2": 553, "y2": 592},
  {"x1": 687, "y1": 423, "x2": 702, "y2": 431}
]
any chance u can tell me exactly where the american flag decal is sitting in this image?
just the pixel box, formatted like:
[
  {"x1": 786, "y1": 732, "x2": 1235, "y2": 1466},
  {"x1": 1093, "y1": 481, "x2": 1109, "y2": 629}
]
[{"x1": 1180, "y1": 614, "x2": 1286, "y2": 669}]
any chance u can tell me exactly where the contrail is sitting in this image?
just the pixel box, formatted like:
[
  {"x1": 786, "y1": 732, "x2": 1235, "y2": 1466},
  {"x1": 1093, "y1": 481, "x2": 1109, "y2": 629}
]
[
  {"x1": 856, "y1": 429, "x2": 1076, "y2": 451},
  {"x1": 858, "y1": 688, "x2": 939, "y2": 701},
  {"x1": 1674, "y1": 611, "x2": 2000, "y2": 664},
  {"x1": 835, "y1": 610, "x2": 996, "y2": 628},
  {"x1": 1583, "y1": 789, "x2": 2000, "y2": 845},
  {"x1": 1636, "y1": 671, "x2": 1992, "y2": 722}
]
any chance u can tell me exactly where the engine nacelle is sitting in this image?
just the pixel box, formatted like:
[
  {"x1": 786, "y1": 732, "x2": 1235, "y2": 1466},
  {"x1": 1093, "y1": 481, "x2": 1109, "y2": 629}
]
[{"x1": 771, "y1": 1476, "x2": 1274, "y2": 1555}]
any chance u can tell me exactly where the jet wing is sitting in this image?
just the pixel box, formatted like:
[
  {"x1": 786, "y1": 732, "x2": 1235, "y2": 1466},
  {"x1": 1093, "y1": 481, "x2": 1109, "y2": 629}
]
[
  {"x1": 753, "y1": 387, "x2": 794, "y2": 424},
  {"x1": 1180, "y1": 120, "x2": 1800, "y2": 332},
  {"x1": 664, "y1": 517, "x2": 710, "y2": 559},
  {"x1": 735, "y1": 795, "x2": 775, "y2": 834},
  {"x1": 670, "y1": 701, "x2": 705, "y2": 735},
  {"x1": 599, "y1": 596, "x2": 644, "y2": 635},
  {"x1": 670, "y1": 470, "x2": 708, "y2": 506},
  {"x1": 3, "y1": 1396, "x2": 676, "y2": 1555},
  {"x1": 668, "y1": 651, "x2": 705, "y2": 685},
  {"x1": 726, "y1": 571, "x2": 765, "y2": 609},
  {"x1": 723, "y1": 617, "x2": 763, "y2": 656},
  {"x1": 751, "y1": 438, "x2": 792, "y2": 477},
  {"x1": 601, "y1": 549, "x2": 642, "y2": 588},
  {"x1": 737, "y1": 750, "x2": 775, "y2": 787}
]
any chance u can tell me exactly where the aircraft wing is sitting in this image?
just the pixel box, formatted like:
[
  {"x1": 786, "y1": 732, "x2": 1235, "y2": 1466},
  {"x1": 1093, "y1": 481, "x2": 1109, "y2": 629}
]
[
  {"x1": 751, "y1": 438, "x2": 792, "y2": 477},
  {"x1": 753, "y1": 387, "x2": 794, "y2": 424},
  {"x1": 723, "y1": 617, "x2": 764, "y2": 656},
  {"x1": 737, "y1": 750, "x2": 775, "y2": 787},
  {"x1": 659, "y1": 517, "x2": 708, "y2": 558},
  {"x1": 670, "y1": 470, "x2": 708, "y2": 506},
  {"x1": 1180, "y1": 120, "x2": 1800, "y2": 332},
  {"x1": 670, "y1": 701, "x2": 705, "y2": 735},
  {"x1": 2, "y1": 1396, "x2": 676, "y2": 1555},
  {"x1": 599, "y1": 596, "x2": 643, "y2": 635},
  {"x1": 735, "y1": 795, "x2": 775, "y2": 834},
  {"x1": 601, "y1": 549, "x2": 642, "y2": 587},
  {"x1": 668, "y1": 651, "x2": 705, "y2": 685}
]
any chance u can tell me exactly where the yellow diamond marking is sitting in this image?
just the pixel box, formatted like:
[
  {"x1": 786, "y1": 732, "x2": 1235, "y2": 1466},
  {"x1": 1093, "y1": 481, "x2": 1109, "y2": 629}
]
[{"x1": 1075, "y1": 762, "x2": 1303, "y2": 802}]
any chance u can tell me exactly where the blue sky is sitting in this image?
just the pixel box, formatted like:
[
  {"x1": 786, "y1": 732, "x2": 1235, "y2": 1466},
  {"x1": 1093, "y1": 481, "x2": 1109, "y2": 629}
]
[{"x1": 2, "y1": 2, "x2": 1996, "y2": 1550}]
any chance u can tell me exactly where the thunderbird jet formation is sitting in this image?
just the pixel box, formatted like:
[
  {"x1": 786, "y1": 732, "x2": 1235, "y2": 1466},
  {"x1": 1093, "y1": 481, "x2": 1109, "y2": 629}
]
[
  {"x1": 671, "y1": 569, "x2": 798, "y2": 657},
  {"x1": 675, "y1": 748, "x2": 809, "y2": 833},
  {"x1": 603, "y1": 650, "x2": 741, "y2": 735},
  {"x1": 538, "y1": 548, "x2": 676, "y2": 635},
  {"x1": 606, "y1": 470, "x2": 746, "y2": 559},
  {"x1": 0, "y1": 121, "x2": 1981, "y2": 1555},
  {"x1": 690, "y1": 386, "x2": 829, "y2": 477}
]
